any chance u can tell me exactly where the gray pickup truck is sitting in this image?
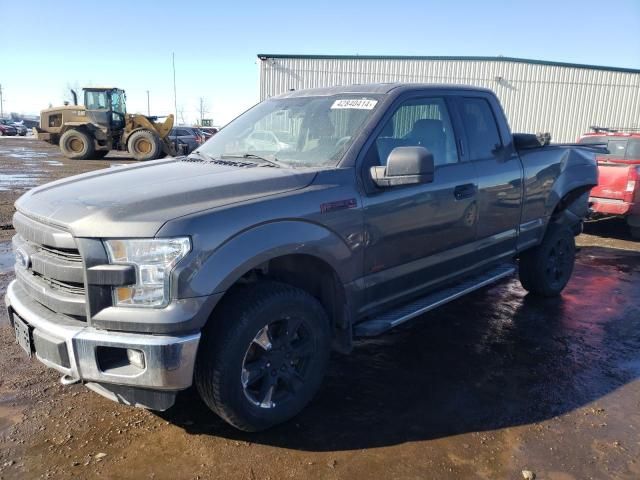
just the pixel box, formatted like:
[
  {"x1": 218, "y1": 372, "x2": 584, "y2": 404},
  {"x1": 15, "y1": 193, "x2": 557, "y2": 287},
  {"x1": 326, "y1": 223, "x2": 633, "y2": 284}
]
[{"x1": 7, "y1": 84, "x2": 599, "y2": 431}]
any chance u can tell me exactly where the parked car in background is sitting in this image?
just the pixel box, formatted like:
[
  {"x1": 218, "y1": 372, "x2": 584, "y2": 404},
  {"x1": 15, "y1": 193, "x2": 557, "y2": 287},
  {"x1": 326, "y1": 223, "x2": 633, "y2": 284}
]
[
  {"x1": 199, "y1": 127, "x2": 219, "y2": 140},
  {"x1": 0, "y1": 122, "x2": 18, "y2": 136},
  {"x1": 15, "y1": 123, "x2": 28, "y2": 136},
  {"x1": 168, "y1": 127, "x2": 204, "y2": 154},
  {"x1": 1, "y1": 119, "x2": 27, "y2": 136},
  {"x1": 579, "y1": 128, "x2": 640, "y2": 239},
  {"x1": 10, "y1": 122, "x2": 27, "y2": 136},
  {"x1": 193, "y1": 128, "x2": 207, "y2": 143}
]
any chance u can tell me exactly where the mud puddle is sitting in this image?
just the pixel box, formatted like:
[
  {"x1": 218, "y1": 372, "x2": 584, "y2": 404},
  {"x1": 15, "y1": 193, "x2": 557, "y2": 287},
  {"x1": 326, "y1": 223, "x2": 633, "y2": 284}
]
[
  {"x1": 0, "y1": 173, "x2": 44, "y2": 192},
  {"x1": 0, "y1": 242, "x2": 13, "y2": 274},
  {"x1": 0, "y1": 395, "x2": 23, "y2": 434}
]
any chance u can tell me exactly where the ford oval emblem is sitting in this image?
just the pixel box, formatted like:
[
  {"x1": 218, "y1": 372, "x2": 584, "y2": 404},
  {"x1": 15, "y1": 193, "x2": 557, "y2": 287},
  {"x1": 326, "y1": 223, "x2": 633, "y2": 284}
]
[{"x1": 15, "y1": 247, "x2": 30, "y2": 270}]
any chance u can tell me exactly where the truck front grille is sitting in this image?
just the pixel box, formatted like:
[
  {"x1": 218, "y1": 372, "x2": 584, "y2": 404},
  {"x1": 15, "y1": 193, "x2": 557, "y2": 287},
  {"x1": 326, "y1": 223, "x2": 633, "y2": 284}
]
[{"x1": 13, "y1": 212, "x2": 87, "y2": 321}]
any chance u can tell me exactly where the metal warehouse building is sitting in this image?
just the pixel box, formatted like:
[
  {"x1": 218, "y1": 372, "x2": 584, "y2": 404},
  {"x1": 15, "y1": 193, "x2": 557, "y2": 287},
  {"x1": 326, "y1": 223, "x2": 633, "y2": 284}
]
[{"x1": 258, "y1": 54, "x2": 640, "y2": 142}]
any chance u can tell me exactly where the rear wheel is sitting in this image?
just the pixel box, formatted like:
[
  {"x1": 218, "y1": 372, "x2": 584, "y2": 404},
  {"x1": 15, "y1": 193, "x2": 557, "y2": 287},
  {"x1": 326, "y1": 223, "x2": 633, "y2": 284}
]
[
  {"x1": 519, "y1": 222, "x2": 575, "y2": 297},
  {"x1": 59, "y1": 129, "x2": 95, "y2": 160},
  {"x1": 127, "y1": 130, "x2": 162, "y2": 161},
  {"x1": 627, "y1": 216, "x2": 640, "y2": 240},
  {"x1": 195, "y1": 282, "x2": 331, "y2": 432}
]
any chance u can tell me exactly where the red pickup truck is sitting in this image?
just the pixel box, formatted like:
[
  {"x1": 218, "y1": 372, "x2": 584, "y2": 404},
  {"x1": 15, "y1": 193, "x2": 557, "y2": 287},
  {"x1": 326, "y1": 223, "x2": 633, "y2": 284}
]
[{"x1": 579, "y1": 129, "x2": 640, "y2": 239}]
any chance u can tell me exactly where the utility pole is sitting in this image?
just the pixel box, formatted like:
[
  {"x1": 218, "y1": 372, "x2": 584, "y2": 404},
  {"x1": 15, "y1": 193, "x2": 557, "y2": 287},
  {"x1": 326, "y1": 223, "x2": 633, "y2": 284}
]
[
  {"x1": 172, "y1": 53, "x2": 178, "y2": 125},
  {"x1": 146, "y1": 90, "x2": 150, "y2": 116}
]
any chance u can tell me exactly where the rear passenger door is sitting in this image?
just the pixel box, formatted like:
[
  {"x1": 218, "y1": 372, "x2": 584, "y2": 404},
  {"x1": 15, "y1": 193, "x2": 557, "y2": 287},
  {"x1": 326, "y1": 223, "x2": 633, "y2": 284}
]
[
  {"x1": 455, "y1": 95, "x2": 523, "y2": 263},
  {"x1": 360, "y1": 95, "x2": 479, "y2": 314}
]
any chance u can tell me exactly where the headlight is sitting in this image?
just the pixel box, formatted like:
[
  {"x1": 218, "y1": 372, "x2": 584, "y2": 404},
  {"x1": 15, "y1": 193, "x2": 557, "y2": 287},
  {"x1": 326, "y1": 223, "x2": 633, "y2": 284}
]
[{"x1": 104, "y1": 237, "x2": 191, "y2": 307}]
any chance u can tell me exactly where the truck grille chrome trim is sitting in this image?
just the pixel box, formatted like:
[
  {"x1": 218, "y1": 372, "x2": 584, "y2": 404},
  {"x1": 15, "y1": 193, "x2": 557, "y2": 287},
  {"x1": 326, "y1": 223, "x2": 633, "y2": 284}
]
[
  {"x1": 13, "y1": 213, "x2": 87, "y2": 321},
  {"x1": 13, "y1": 211, "x2": 76, "y2": 250}
]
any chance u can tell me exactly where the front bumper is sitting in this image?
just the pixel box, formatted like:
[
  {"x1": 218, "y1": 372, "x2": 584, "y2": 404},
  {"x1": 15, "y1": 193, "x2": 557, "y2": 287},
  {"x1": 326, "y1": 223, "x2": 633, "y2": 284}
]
[{"x1": 5, "y1": 280, "x2": 200, "y2": 408}]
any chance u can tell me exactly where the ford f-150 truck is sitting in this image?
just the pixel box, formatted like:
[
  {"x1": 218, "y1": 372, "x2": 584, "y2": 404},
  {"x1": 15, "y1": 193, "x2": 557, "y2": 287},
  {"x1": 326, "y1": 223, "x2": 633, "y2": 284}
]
[{"x1": 7, "y1": 84, "x2": 600, "y2": 431}]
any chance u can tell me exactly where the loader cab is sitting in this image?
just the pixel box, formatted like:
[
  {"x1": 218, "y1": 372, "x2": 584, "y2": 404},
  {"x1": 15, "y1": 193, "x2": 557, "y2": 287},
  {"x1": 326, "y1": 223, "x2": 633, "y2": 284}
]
[{"x1": 83, "y1": 87, "x2": 127, "y2": 131}]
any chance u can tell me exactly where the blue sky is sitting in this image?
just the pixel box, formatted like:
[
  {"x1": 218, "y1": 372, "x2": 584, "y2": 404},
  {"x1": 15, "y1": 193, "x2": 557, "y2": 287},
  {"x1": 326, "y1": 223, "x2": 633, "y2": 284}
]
[{"x1": 1, "y1": 0, "x2": 638, "y2": 124}]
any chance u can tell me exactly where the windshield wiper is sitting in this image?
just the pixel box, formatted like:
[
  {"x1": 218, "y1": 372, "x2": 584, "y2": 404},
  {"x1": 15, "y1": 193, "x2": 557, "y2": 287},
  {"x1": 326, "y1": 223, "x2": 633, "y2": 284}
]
[
  {"x1": 221, "y1": 153, "x2": 288, "y2": 168},
  {"x1": 187, "y1": 150, "x2": 215, "y2": 161}
]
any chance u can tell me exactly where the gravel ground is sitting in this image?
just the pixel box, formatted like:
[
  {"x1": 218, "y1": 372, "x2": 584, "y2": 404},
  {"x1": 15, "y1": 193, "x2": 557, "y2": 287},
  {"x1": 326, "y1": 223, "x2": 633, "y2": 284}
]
[{"x1": 0, "y1": 136, "x2": 639, "y2": 480}]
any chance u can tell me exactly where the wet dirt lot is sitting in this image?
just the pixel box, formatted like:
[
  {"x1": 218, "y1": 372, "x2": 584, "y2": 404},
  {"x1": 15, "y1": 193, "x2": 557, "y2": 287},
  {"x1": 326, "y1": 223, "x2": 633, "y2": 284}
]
[{"x1": 0, "y1": 136, "x2": 639, "y2": 479}]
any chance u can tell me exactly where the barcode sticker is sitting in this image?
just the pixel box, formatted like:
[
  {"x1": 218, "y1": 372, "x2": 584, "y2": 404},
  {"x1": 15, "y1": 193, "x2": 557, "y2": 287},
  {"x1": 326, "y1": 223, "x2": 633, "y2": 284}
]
[{"x1": 330, "y1": 99, "x2": 378, "y2": 110}]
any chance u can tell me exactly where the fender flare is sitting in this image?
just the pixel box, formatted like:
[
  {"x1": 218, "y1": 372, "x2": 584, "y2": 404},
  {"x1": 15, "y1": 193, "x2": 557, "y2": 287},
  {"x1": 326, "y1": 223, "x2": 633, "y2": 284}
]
[
  {"x1": 174, "y1": 220, "x2": 357, "y2": 299},
  {"x1": 545, "y1": 156, "x2": 597, "y2": 219}
]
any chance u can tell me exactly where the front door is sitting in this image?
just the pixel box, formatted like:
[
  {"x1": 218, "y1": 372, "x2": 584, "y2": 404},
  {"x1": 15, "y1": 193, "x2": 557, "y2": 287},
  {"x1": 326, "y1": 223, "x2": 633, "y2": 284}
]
[{"x1": 360, "y1": 95, "x2": 479, "y2": 315}]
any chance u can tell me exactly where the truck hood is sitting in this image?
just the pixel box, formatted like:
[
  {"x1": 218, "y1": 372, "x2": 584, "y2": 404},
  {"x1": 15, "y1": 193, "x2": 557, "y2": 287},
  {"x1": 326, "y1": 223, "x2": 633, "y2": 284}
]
[{"x1": 15, "y1": 158, "x2": 317, "y2": 237}]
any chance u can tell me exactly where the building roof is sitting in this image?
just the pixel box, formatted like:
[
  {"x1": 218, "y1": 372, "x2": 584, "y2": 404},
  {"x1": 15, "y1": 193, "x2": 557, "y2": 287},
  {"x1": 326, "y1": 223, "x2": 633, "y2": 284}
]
[{"x1": 257, "y1": 54, "x2": 640, "y2": 75}]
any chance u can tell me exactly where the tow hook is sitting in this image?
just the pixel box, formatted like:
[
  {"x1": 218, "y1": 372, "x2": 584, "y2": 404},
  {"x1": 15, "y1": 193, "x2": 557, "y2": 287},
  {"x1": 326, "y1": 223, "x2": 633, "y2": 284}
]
[{"x1": 60, "y1": 374, "x2": 80, "y2": 385}]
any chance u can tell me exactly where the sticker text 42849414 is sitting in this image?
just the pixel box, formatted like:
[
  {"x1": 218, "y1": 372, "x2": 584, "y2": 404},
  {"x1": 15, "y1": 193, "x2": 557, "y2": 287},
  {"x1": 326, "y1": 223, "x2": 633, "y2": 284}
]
[{"x1": 330, "y1": 99, "x2": 378, "y2": 110}]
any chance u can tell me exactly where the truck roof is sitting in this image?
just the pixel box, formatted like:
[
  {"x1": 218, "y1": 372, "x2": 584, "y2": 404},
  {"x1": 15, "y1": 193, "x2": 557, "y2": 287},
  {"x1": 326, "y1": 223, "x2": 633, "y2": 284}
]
[{"x1": 273, "y1": 83, "x2": 493, "y2": 98}]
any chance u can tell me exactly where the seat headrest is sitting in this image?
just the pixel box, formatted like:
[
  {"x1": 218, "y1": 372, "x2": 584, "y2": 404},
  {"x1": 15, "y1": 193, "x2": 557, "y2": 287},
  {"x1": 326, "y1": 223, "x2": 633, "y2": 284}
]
[{"x1": 410, "y1": 119, "x2": 444, "y2": 138}]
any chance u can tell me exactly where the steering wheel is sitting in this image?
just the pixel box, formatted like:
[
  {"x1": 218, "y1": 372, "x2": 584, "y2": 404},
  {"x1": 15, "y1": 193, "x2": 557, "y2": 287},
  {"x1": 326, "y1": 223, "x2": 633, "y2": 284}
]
[{"x1": 335, "y1": 136, "x2": 351, "y2": 149}]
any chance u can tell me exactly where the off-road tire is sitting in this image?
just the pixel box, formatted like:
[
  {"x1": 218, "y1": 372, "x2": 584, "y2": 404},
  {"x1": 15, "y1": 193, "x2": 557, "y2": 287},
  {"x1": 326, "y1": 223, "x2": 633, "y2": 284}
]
[
  {"x1": 59, "y1": 129, "x2": 95, "y2": 160},
  {"x1": 519, "y1": 222, "x2": 575, "y2": 297},
  {"x1": 127, "y1": 130, "x2": 162, "y2": 161},
  {"x1": 195, "y1": 281, "x2": 331, "y2": 432}
]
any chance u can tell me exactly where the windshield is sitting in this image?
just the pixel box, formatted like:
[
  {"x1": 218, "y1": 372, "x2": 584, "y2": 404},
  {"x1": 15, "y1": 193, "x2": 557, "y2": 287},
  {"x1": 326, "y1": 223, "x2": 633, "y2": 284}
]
[
  {"x1": 579, "y1": 135, "x2": 628, "y2": 158},
  {"x1": 111, "y1": 90, "x2": 126, "y2": 114},
  {"x1": 198, "y1": 95, "x2": 382, "y2": 167},
  {"x1": 85, "y1": 90, "x2": 108, "y2": 110}
]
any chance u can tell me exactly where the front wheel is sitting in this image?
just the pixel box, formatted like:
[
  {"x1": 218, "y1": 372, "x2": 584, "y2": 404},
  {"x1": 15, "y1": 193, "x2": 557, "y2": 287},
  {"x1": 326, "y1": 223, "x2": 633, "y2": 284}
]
[
  {"x1": 519, "y1": 223, "x2": 576, "y2": 297},
  {"x1": 195, "y1": 282, "x2": 331, "y2": 431},
  {"x1": 627, "y1": 216, "x2": 640, "y2": 240},
  {"x1": 59, "y1": 129, "x2": 95, "y2": 160},
  {"x1": 127, "y1": 129, "x2": 162, "y2": 161}
]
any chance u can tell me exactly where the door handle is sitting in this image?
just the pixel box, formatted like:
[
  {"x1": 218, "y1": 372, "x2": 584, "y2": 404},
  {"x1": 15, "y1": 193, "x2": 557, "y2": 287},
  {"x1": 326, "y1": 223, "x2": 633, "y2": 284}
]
[{"x1": 454, "y1": 183, "x2": 476, "y2": 200}]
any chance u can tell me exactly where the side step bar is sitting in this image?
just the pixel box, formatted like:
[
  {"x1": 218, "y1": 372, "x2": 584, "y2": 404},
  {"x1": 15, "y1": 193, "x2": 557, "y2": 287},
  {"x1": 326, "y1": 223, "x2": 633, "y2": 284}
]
[{"x1": 354, "y1": 263, "x2": 516, "y2": 337}]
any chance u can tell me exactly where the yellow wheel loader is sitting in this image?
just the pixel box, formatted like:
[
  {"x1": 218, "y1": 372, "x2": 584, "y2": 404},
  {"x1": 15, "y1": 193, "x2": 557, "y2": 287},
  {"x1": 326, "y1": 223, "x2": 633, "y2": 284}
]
[{"x1": 35, "y1": 87, "x2": 179, "y2": 161}]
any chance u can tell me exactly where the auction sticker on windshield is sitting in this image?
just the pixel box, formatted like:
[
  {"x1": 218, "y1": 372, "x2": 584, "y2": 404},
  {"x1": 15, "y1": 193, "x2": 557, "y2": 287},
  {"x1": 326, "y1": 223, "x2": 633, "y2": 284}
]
[{"x1": 331, "y1": 99, "x2": 378, "y2": 110}]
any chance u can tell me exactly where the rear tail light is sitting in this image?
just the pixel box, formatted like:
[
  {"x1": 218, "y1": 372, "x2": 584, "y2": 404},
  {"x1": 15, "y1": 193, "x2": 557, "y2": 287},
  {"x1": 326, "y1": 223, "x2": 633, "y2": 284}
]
[{"x1": 624, "y1": 166, "x2": 640, "y2": 202}]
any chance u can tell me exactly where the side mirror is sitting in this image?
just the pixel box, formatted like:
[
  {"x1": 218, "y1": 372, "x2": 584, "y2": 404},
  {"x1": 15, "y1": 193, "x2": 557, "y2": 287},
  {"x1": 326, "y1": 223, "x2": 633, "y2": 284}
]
[{"x1": 370, "y1": 146, "x2": 434, "y2": 188}]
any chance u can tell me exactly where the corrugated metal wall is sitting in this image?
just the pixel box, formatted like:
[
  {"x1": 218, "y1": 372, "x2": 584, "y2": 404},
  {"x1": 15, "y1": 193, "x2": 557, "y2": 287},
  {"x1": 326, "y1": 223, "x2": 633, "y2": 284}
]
[{"x1": 259, "y1": 56, "x2": 640, "y2": 142}]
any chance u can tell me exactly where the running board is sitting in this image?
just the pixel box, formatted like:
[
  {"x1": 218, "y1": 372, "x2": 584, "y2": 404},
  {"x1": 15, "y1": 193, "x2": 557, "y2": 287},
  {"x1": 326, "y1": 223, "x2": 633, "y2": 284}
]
[{"x1": 354, "y1": 263, "x2": 516, "y2": 337}]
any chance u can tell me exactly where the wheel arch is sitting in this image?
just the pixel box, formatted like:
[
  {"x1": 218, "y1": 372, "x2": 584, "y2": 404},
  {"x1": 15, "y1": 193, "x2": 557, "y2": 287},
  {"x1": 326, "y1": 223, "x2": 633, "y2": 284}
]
[
  {"x1": 544, "y1": 155, "x2": 598, "y2": 233},
  {"x1": 176, "y1": 220, "x2": 357, "y2": 352}
]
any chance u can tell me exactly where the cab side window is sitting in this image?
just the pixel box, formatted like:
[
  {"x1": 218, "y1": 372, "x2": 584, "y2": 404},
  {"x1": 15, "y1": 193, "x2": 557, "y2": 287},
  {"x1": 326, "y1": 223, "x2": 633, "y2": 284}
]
[
  {"x1": 459, "y1": 98, "x2": 503, "y2": 161},
  {"x1": 374, "y1": 97, "x2": 458, "y2": 167}
]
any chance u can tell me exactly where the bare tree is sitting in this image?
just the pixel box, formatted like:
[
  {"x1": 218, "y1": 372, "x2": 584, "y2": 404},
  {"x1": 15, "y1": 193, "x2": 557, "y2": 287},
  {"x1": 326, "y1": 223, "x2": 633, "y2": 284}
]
[
  {"x1": 198, "y1": 97, "x2": 210, "y2": 125},
  {"x1": 176, "y1": 105, "x2": 186, "y2": 125}
]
